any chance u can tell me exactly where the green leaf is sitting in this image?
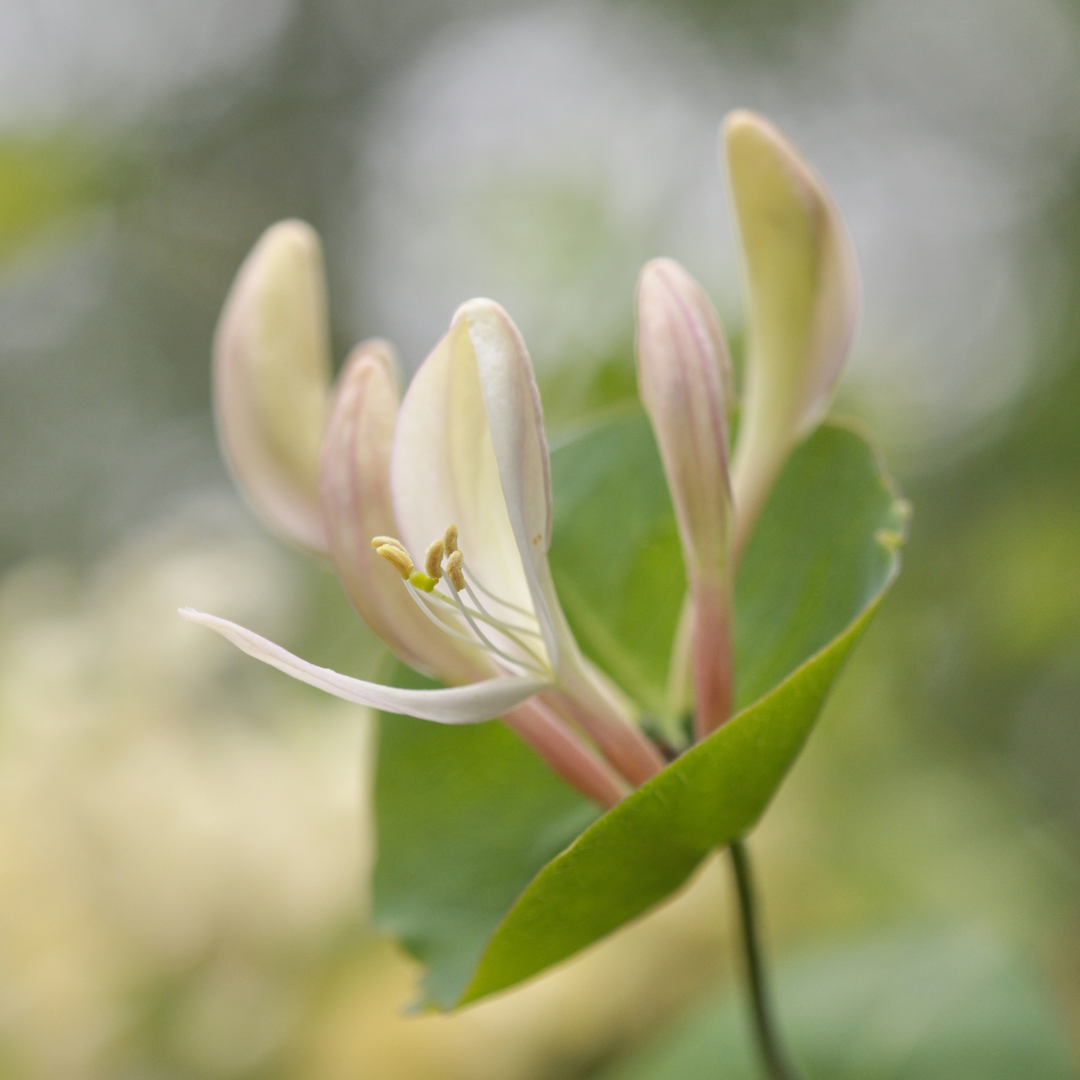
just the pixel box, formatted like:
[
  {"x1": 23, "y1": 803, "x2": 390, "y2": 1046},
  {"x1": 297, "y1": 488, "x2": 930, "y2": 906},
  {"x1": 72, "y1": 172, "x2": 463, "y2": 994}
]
[
  {"x1": 459, "y1": 581, "x2": 885, "y2": 1004},
  {"x1": 734, "y1": 420, "x2": 906, "y2": 708},
  {"x1": 598, "y1": 930, "x2": 1078, "y2": 1080},
  {"x1": 549, "y1": 412, "x2": 686, "y2": 717},
  {"x1": 372, "y1": 670, "x2": 599, "y2": 1010},
  {"x1": 372, "y1": 414, "x2": 906, "y2": 1009}
]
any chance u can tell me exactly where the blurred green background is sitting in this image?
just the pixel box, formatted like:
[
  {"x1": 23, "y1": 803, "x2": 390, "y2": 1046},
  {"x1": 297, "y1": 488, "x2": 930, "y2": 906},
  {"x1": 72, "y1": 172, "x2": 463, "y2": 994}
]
[{"x1": 0, "y1": 0, "x2": 1078, "y2": 1076}]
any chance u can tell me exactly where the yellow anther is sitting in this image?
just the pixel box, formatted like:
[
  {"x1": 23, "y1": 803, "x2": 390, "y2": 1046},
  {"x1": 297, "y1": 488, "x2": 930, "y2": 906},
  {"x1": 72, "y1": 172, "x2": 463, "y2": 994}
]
[
  {"x1": 424, "y1": 539, "x2": 445, "y2": 579},
  {"x1": 409, "y1": 570, "x2": 439, "y2": 593},
  {"x1": 371, "y1": 535, "x2": 407, "y2": 551},
  {"x1": 443, "y1": 524, "x2": 458, "y2": 555},
  {"x1": 446, "y1": 549, "x2": 466, "y2": 591},
  {"x1": 376, "y1": 543, "x2": 414, "y2": 579}
]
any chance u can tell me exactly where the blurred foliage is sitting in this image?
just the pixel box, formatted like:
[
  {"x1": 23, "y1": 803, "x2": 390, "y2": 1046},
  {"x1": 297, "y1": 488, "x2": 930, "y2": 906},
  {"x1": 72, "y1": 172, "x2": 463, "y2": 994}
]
[
  {"x1": 0, "y1": 136, "x2": 113, "y2": 260},
  {"x1": 598, "y1": 931, "x2": 1077, "y2": 1080}
]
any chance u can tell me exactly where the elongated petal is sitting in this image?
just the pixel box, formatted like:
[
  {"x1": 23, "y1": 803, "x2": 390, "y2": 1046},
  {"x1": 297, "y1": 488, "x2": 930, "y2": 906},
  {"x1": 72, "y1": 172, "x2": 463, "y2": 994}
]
[
  {"x1": 320, "y1": 340, "x2": 494, "y2": 683},
  {"x1": 724, "y1": 111, "x2": 860, "y2": 559},
  {"x1": 635, "y1": 258, "x2": 734, "y2": 736},
  {"x1": 214, "y1": 220, "x2": 331, "y2": 553},
  {"x1": 390, "y1": 303, "x2": 547, "y2": 663},
  {"x1": 636, "y1": 258, "x2": 732, "y2": 583},
  {"x1": 179, "y1": 609, "x2": 546, "y2": 723},
  {"x1": 393, "y1": 301, "x2": 665, "y2": 785},
  {"x1": 461, "y1": 300, "x2": 560, "y2": 664}
]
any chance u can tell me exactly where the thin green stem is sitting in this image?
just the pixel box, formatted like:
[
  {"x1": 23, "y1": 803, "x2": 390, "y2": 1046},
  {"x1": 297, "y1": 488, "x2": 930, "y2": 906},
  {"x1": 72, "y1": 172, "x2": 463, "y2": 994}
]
[{"x1": 728, "y1": 840, "x2": 805, "y2": 1080}]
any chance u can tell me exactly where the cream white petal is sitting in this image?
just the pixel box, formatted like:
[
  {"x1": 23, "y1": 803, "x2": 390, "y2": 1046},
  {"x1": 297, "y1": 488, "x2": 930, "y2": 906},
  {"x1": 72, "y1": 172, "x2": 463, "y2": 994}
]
[
  {"x1": 319, "y1": 340, "x2": 495, "y2": 683},
  {"x1": 390, "y1": 304, "x2": 547, "y2": 664},
  {"x1": 724, "y1": 110, "x2": 861, "y2": 559},
  {"x1": 179, "y1": 609, "x2": 546, "y2": 723},
  {"x1": 213, "y1": 220, "x2": 332, "y2": 554},
  {"x1": 392, "y1": 301, "x2": 664, "y2": 785},
  {"x1": 460, "y1": 299, "x2": 564, "y2": 668}
]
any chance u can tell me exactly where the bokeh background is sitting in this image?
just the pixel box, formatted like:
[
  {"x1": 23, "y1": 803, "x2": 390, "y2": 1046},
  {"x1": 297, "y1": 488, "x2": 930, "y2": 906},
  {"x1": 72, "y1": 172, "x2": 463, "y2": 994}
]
[{"x1": 0, "y1": 0, "x2": 1078, "y2": 1076}]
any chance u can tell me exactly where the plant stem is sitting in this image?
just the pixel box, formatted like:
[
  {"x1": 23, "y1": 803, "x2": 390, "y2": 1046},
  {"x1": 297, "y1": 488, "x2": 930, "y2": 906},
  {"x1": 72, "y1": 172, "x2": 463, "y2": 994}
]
[{"x1": 728, "y1": 840, "x2": 805, "y2": 1080}]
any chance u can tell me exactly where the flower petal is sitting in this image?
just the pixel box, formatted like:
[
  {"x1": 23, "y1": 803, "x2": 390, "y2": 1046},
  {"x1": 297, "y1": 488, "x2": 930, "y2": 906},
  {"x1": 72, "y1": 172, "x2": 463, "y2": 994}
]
[
  {"x1": 635, "y1": 258, "x2": 734, "y2": 736},
  {"x1": 393, "y1": 301, "x2": 665, "y2": 785},
  {"x1": 636, "y1": 258, "x2": 733, "y2": 584},
  {"x1": 179, "y1": 608, "x2": 546, "y2": 723},
  {"x1": 320, "y1": 340, "x2": 495, "y2": 683},
  {"x1": 214, "y1": 220, "x2": 332, "y2": 553},
  {"x1": 724, "y1": 110, "x2": 860, "y2": 559},
  {"x1": 460, "y1": 299, "x2": 561, "y2": 663},
  {"x1": 390, "y1": 304, "x2": 546, "y2": 661}
]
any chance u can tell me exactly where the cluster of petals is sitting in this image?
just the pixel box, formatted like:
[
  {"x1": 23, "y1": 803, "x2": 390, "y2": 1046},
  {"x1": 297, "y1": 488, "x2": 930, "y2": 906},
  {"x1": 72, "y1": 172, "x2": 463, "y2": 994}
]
[{"x1": 184, "y1": 108, "x2": 859, "y2": 808}]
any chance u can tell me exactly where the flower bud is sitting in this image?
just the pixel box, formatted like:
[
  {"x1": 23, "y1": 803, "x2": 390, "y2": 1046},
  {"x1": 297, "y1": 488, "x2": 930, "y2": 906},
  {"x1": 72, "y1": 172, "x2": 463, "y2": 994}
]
[
  {"x1": 724, "y1": 110, "x2": 860, "y2": 559},
  {"x1": 213, "y1": 220, "x2": 332, "y2": 553},
  {"x1": 636, "y1": 257, "x2": 734, "y2": 737}
]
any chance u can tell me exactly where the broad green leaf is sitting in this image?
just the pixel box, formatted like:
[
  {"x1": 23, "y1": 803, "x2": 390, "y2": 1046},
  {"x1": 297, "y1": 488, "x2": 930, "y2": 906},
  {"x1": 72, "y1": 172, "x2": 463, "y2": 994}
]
[
  {"x1": 373, "y1": 414, "x2": 905, "y2": 1009},
  {"x1": 372, "y1": 667, "x2": 598, "y2": 1010},
  {"x1": 734, "y1": 420, "x2": 905, "y2": 708},
  {"x1": 599, "y1": 930, "x2": 1078, "y2": 1080},
  {"x1": 549, "y1": 412, "x2": 686, "y2": 716},
  {"x1": 459, "y1": 582, "x2": 885, "y2": 1004}
]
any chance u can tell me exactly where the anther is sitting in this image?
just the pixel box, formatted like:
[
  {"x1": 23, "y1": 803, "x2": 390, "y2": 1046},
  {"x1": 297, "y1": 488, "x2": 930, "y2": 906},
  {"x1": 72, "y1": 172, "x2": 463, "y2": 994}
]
[
  {"x1": 424, "y1": 539, "x2": 445, "y2": 579},
  {"x1": 446, "y1": 549, "x2": 466, "y2": 591},
  {"x1": 371, "y1": 535, "x2": 407, "y2": 552},
  {"x1": 443, "y1": 524, "x2": 458, "y2": 555},
  {"x1": 376, "y1": 543, "x2": 414, "y2": 579}
]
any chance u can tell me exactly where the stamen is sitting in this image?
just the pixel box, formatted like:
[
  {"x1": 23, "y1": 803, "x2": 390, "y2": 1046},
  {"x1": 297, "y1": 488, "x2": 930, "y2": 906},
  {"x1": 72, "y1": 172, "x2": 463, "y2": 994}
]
[
  {"x1": 461, "y1": 558, "x2": 536, "y2": 620},
  {"x1": 458, "y1": 575, "x2": 542, "y2": 639},
  {"x1": 440, "y1": 575, "x2": 548, "y2": 676},
  {"x1": 371, "y1": 535, "x2": 407, "y2": 551},
  {"x1": 426, "y1": 587, "x2": 542, "y2": 641},
  {"x1": 376, "y1": 543, "x2": 414, "y2": 579},
  {"x1": 405, "y1": 582, "x2": 547, "y2": 678},
  {"x1": 386, "y1": 523, "x2": 549, "y2": 678},
  {"x1": 446, "y1": 549, "x2": 466, "y2": 591},
  {"x1": 424, "y1": 539, "x2": 445, "y2": 579}
]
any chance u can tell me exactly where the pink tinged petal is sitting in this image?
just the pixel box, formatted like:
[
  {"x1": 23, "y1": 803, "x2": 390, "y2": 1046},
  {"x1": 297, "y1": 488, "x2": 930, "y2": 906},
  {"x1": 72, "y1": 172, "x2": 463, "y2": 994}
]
[
  {"x1": 635, "y1": 258, "x2": 735, "y2": 737},
  {"x1": 213, "y1": 220, "x2": 332, "y2": 554},
  {"x1": 541, "y1": 673, "x2": 665, "y2": 788},
  {"x1": 636, "y1": 259, "x2": 733, "y2": 584},
  {"x1": 503, "y1": 698, "x2": 628, "y2": 809},
  {"x1": 688, "y1": 581, "x2": 734, "y2": 739},
  {"x1": 724, "y1": 111, "x2": 861, "y2": 561},
  {"x1": 179, "y1": 609, "x2": 546, "y2": 723},
  {"x1": 319, "y1": 340, "x2": 495, "y2": 684}
]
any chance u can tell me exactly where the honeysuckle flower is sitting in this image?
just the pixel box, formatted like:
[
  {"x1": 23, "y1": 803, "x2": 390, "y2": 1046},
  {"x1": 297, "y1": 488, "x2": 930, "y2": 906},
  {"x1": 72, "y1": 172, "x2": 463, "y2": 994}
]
[
  {"x1": 724, "y1": 110, "x2": 861, "y2": 560},
  {"x1": 635, "y1": 257, "x2": 734, "y2": 739},
  {"x1": 635, "y1": 110, "x2": 860, "y2": 741},
  {"x1": 184, "y1": 224, "x2": 664, "y2": 807}
]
